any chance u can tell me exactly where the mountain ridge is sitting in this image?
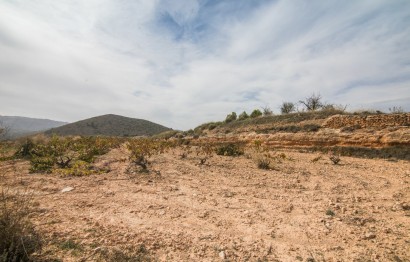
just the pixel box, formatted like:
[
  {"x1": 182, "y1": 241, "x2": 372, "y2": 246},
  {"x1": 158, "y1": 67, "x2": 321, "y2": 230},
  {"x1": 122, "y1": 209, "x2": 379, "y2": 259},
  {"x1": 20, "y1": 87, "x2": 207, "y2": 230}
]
[{"x1": 0, "y1": 115, "x2": 68, "y2": 139}]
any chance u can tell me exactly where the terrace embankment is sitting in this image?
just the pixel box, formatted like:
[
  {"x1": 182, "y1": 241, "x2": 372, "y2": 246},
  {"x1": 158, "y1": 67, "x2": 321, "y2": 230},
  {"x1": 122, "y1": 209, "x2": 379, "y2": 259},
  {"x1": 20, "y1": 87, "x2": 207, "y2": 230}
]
[{"x1": 199, "y1": 113, "x2": 410, "y2": 157}]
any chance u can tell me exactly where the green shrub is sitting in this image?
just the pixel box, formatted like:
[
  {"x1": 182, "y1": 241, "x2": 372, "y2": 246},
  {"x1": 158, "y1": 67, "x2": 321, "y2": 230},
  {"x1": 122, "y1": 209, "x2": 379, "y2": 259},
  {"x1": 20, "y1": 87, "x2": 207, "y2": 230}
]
[
  {"x1": 250, "y1": 109, "x2": 262, "y2": 118},
  {"x1": 55, "y1": 160, "x2": 100, "y2": 177},
  {"x1": 216, "y1": 143, "x2": 244, "y2": 156},
  {"x1": 280, "y1": 102, "x2": 296, "y2": 114},
  {"x1": 14, "y1": 139, "x2": 36, "y2": 159},
  {"x1": 238, "y1": 111, "x2": 249, "y2": 121},
  {"x1": 29, "y1": 156, "x2": 54, "y2": 173},
  {"x1": 225, "y1": 112, "x2": 237, "y2": 123}
]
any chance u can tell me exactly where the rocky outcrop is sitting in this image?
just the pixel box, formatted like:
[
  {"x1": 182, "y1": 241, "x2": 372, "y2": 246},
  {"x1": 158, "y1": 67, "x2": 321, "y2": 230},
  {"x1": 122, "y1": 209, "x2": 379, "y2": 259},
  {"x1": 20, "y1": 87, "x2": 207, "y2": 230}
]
[{"x1": 322, "y1": 113, "x2": 410, "y2": 129}]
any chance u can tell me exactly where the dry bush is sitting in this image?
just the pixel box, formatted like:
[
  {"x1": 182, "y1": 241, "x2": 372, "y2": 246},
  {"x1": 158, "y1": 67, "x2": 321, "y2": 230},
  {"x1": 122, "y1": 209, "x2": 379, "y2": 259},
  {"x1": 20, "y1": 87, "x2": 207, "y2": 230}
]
[
  {"x1": 0, "y1": 189, "x2": 41, "y2": 261},
  {"x1": 256, "y1": 156, "x2": 271, "y2": 169}
]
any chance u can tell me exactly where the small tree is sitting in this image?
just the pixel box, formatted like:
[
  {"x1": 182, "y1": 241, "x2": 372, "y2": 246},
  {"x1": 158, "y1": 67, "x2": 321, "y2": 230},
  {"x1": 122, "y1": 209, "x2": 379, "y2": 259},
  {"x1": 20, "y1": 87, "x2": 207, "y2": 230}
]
[
  {"x1": 262, "y1": 106, "x2": 273, "y2": 116},
  {"x1": 299, "y1": 93, "x2": 323, "y2": 111},
  {"x1": 238, "y1": 111, "x2": 249, "y2": 121},
  {"x1": 389, "y1": 106, "x2": 404, "y2": 114},
  {"x1": 250, "y1": 109, "x2": 262, "y2": 118},
  {"x1": 280, "y1": 102, "x2": 296, "y2": 114},
  {"x1": 225, "y1": 112, "x2": 237, "y2": 123}
]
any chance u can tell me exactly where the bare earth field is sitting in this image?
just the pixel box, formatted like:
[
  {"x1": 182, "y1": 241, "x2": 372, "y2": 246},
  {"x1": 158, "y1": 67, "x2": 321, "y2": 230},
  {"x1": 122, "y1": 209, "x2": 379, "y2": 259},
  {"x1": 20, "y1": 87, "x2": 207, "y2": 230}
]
[{"x1": 1, "y1": 146, "x2": 409, "y2": 261}]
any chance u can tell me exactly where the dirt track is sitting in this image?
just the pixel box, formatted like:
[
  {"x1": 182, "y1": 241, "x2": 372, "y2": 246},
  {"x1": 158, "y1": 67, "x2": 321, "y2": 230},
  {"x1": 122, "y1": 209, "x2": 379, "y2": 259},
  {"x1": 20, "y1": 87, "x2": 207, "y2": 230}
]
[{"x1": 1, "y1": 146, "x2": 409, "y2": 261}]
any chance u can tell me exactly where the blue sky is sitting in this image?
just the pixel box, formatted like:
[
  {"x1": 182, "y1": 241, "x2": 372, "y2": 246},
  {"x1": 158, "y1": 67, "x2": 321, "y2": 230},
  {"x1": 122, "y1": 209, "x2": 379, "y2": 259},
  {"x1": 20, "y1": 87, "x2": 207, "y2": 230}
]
[{"x1": 0, "y1": 0, "x2": 409, "y2": 129}]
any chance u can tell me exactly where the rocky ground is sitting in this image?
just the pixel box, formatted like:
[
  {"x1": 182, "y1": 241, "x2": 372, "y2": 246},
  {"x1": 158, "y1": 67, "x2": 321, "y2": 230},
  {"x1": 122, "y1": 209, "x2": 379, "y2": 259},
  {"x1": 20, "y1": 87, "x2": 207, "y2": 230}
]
[{"x1": 1, "y1": 145, "x2": 409, "y2": 261}]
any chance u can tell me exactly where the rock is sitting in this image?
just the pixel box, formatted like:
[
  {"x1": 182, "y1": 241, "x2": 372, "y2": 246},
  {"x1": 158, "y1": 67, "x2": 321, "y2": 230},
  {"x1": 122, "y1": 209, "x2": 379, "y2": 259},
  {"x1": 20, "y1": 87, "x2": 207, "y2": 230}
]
[
  {"x1": 198, "y1": 211, "x2": 209, "y2": 218},
  {"x1": 219, "y1": 251, "x2": 226, "y2": 259},
  {"x1": 61, "y1": 187, "x2": 74, "y2": 193},
  {"x1": 401, "y1": 202, "x2": 410, "y2": 210},
  {"x1": 364, "y1": 232, "x2": 376, "y2": 240}
]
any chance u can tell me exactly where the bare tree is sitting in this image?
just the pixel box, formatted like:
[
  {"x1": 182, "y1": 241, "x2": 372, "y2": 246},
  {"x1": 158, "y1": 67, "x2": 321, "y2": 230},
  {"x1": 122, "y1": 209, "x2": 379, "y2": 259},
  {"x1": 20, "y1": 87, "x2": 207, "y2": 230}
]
[
  {"x1": 280, "y1": 102, "x2": 296, "y2": 114},
  {"x1": 261, "y1": 106, "x2": 273, "y2": 116},
  {"x1": 299, "y1": 93, "x2": 323, "y2": 111}
]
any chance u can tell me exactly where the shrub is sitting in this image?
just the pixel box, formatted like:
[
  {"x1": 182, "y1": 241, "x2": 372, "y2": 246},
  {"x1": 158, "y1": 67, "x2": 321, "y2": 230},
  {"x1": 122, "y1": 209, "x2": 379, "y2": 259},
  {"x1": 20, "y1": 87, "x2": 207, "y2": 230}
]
[
  {"x1": 55, "y1": 160, "x2": 102, "y2": 177},
  {"x1": 225, "y1": 112, "x2": 237, "y2": 123},
  {"x1": 250, "y1": 109, "x2": 262, "y2": 118},
  {"x1": 238, "y1": 111, "x2": 249, "y2": 121},
  {"x1": 256, "y1": 157, "x2": 271, "y2": 169},
  {"x1": 262, "y1": 106, "x2": 273, "y2": 116},
  {"x1": 127, "y1": 138, "x2": 167, "y2": 171},
  {"x1": 280, "y1": 102, "x2": 296, "y2": 114},
  {"x1": 326, "y1": 209, "x2": 335, "y2": 216},
  {"x1": 29, "y1": 156, "x2": 54, "y2": 173},
  {"x1": 216, "y1": 144, "x2": 244, "y2": 156},
  {"x1": 0, "y1": 189, "x2": 42, "y2": 261},
  {"x1": 14, "y1": 139, "x2": 36, "y2": 159}
]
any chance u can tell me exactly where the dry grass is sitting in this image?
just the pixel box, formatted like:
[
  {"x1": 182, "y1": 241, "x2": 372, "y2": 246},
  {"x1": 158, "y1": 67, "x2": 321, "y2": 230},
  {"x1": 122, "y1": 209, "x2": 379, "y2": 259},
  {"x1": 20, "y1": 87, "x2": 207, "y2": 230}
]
[{"x1": 0, "y1": 189, "x2": 41, "y2": 261}]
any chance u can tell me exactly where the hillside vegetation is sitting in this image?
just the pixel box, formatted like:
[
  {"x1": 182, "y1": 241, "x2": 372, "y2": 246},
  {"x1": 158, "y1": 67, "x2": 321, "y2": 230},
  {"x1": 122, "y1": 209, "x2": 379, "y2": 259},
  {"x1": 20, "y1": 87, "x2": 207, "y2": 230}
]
[{"x1": 45, "y1": 114, "x2": 171, "y2": 137}]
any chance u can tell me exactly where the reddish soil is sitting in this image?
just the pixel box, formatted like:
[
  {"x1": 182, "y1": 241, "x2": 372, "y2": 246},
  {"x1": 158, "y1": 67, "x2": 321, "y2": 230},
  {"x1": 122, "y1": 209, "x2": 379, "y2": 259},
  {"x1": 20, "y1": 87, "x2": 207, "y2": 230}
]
[{"x1": 1, "y1": 146, "x2": 409, "y2": 261}]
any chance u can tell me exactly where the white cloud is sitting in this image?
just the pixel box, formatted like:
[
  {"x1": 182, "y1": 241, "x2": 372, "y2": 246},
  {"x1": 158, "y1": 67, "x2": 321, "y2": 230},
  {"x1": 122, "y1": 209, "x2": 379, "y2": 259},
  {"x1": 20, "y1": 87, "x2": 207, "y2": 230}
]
[{"x1": 0, "y1": 0, "x2": 409, "y2": 130}]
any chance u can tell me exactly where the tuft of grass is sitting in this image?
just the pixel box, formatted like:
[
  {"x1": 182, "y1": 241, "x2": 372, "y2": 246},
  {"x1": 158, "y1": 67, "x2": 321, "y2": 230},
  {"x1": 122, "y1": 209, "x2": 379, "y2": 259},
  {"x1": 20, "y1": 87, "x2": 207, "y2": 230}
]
[
  {"x1": 326, "y1": 209, "x2": 335, "y2": 216},
  {"x1": 0, "y1": 189, "x2": 42, "y2": 261},
  {"x1": 256, "y1": 157, "x2": 271, "y2": 169}
]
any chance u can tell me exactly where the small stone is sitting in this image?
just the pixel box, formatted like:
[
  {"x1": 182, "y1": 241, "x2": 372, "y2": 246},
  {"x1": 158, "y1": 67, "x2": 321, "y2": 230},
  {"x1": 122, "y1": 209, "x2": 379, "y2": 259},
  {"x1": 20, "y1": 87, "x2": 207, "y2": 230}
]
[
  {"x1": 364, "y1": 232, "x2": 376, "y2": 240},
  {"x1": 61, "y1": 187, "x2": 74, "y2": 193},
  {"x1": 401, "y1": 203, "x2": 410, "y2": 210},
  {"x1": 219, "y1": 251, "x2": 226, "y2": 259}
]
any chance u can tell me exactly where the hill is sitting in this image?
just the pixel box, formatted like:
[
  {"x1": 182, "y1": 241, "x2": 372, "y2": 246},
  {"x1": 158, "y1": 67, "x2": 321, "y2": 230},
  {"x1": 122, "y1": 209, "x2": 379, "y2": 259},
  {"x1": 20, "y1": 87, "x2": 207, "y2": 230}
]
[
  {"x1": 0, "y1": 115, "x2": 67, "y2": 139},
  {"x1": 45, "y1": 114, "x2": 171, "y2": 137}
]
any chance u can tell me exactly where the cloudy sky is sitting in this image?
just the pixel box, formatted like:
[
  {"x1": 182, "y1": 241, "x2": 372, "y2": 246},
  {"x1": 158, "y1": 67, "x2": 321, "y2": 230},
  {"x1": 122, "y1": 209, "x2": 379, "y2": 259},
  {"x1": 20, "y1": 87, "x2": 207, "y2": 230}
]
[{"x1": 1, "y1": 0, "x2": 409, "y2": 130}]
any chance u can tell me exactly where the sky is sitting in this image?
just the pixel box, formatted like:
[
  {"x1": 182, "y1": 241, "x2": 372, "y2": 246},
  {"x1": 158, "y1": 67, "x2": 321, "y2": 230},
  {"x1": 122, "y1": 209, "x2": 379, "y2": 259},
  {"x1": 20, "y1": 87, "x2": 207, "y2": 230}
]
[{"x1": 0, "y1": 0, "x2": 409, "y2": 130}]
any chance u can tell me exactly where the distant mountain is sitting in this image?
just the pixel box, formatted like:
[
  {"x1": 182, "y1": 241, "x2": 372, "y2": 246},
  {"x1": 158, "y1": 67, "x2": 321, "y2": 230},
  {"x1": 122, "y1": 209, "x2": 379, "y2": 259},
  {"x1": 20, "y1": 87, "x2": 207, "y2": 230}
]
[
  {"x1": 45, "y1": 114, "x2": 171, "y2": 137},
  {"x1": 0, "y1": 115, "x2": 68, "y2": 139}
]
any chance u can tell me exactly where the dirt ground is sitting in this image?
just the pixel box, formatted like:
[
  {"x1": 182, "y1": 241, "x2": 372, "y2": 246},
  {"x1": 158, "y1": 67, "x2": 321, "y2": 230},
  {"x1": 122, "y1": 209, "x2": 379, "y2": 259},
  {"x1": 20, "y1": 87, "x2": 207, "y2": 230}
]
[{"x1": 1, "y1": 146, "x2": 409, "y2": 261}]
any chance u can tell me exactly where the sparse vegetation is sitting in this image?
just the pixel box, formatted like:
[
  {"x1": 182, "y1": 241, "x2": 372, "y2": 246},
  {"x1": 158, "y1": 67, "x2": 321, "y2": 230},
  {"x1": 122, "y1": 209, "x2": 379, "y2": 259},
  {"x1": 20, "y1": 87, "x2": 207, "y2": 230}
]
[{"x1": 0, "y1": 189, "x2": 42, "y2": 261}]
